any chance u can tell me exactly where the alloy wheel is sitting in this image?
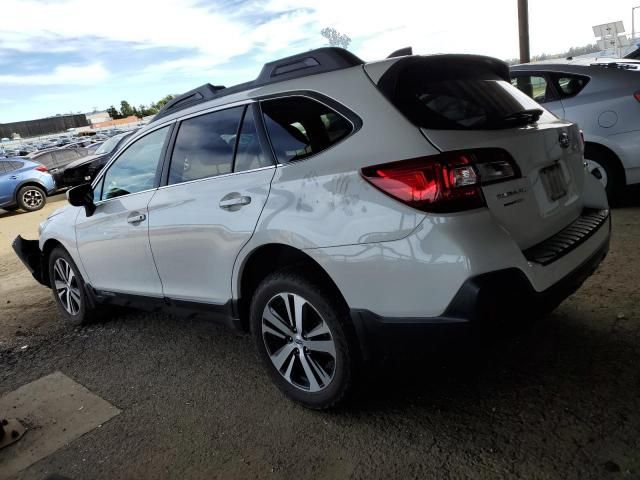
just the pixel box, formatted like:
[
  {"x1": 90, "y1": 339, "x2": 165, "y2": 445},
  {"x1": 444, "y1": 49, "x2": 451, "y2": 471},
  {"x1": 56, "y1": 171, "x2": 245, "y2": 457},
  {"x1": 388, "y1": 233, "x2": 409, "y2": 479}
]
[
  {"x1": 261, "y1": 293, "x2": 337, "y2": 392},
  {"x1": 22, "y1": 189, "x2": 43, "y2": 209},
  {"x1": 585, "y1": 159, "x2": 608, "y2": 189},
  {"x1": 53, "y1": 258, "x2": 81, "y2": 315}
]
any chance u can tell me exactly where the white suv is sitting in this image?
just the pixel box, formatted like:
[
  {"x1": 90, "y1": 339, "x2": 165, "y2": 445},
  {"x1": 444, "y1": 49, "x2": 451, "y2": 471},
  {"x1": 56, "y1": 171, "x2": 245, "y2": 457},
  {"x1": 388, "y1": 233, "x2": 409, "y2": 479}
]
[{"x1": 13, "y1": 48, "x2": 611, "y2": 409}]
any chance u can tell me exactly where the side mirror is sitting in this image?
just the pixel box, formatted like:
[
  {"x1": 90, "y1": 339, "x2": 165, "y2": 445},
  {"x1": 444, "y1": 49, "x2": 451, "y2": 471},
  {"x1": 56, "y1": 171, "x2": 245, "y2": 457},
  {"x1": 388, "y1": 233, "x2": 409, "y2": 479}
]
[{"x1": 66, "y1": 183, "x2": 96, "y2": 217}]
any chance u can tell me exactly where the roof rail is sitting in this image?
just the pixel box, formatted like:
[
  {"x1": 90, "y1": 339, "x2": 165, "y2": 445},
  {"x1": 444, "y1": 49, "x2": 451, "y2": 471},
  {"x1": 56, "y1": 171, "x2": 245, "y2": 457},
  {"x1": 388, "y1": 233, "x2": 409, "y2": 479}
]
[
  {"x1": 151, "y1": 47, "x2": 364, "y2": 123},
  {"x1": 590, "y1": 62, "x2": 639, "y2": 70},
  {"x1": 154, "y1": 84, "x2": 225, "y2": 121}
]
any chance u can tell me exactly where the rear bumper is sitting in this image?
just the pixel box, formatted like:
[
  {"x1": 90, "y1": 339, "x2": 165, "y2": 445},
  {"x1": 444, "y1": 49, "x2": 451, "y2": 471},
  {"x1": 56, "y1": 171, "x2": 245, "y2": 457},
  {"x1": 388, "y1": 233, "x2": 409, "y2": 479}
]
[
  {"x1": 12, "y1": 235, "x2": 48, "y2": 287},
  {"x1": 351, "y1": 235, "x2": 609, "y2": 358}
]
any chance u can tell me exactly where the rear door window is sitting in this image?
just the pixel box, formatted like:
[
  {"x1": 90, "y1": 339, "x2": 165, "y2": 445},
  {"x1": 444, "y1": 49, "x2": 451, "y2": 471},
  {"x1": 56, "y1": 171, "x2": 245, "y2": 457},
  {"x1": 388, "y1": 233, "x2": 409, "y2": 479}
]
[
  {"x1": 261, "y1": 97, "x2": 353, "y2": 163},
  {"x1": 550, "y1": 74, "x2": 590, "y2": 99},
  {"x1": 233, "y1": 107, "x2": 272, "y2": 173},
  {"x1": 511, "y1": 74, "x2": 558, "y2": 103},
  {"x1": 168, "y1": 107, "x2": 243, "y2": 185},
  {"x1": 53, "y1": 149, "x2": 78, "y2": 167}
]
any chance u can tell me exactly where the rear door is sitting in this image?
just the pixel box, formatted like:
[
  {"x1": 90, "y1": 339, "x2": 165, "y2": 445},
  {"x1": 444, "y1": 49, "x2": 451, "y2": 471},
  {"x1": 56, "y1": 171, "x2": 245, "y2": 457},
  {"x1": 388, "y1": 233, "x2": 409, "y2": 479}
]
[
  {"x1": 370, "y1": 57, "x2": 585, "y2": 249},
  {"x1": 147, "y1": 104, "x2": 275, "y2": 305}
]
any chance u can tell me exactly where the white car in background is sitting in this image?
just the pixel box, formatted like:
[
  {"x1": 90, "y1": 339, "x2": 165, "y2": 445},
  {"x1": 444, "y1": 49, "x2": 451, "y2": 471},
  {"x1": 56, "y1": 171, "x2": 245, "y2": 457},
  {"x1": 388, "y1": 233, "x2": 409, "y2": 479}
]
[{"x1": 511, "y1": 58, "x2": 640, "y2": 200}]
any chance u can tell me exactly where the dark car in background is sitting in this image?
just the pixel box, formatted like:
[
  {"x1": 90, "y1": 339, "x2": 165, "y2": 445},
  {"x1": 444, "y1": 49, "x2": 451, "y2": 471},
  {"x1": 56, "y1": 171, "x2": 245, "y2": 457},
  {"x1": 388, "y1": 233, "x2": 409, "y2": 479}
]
[
  {"x1": 59, "y1": 131, "x2": 135, "y2": 188},
  {"x1": 25, "y1": 147, "x2": 89, "y2": 188}
]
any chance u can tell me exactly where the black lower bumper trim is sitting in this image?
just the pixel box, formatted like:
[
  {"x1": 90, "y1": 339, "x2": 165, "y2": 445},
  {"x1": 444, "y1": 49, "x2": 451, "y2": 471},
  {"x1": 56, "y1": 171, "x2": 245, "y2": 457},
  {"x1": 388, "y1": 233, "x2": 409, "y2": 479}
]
[
  {"x1": 12, "y1": 235, "x2": 48, "y2": 287},
  {"x1": 351, "y1": 237, "x2": 610, "y2": 359}
]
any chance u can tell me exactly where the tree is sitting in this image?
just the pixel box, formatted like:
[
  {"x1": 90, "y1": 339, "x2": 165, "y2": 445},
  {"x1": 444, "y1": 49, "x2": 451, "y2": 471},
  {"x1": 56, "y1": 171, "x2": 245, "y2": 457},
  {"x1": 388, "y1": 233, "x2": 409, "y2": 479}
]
[
  {"x1": 321, "y1": 27, "x2": 351, "y2": 49},
  {"x1": 120, "y1": 100, "x2": 135, "y2": 118},
  {"x1": 106, "y1": 105, "x2": 121, "y2": 120}
]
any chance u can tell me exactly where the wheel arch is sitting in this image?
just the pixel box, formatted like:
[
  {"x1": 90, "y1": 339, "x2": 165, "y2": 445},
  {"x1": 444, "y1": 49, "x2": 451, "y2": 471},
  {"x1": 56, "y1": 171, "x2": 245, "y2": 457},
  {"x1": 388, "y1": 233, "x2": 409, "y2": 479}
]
[
  {"x1": 235, "y1": 243, "x2": 347, "y2": 331},
  {"x1": 40, "y1": 238, "x2": 67, "y2": 287}
]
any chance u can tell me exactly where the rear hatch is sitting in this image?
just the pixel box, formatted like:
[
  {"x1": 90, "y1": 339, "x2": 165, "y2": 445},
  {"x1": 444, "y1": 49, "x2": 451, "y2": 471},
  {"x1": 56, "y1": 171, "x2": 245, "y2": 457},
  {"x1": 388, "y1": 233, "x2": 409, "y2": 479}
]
[{"x1": 368, "y1": 55, "x2": 585, "y2": 249}]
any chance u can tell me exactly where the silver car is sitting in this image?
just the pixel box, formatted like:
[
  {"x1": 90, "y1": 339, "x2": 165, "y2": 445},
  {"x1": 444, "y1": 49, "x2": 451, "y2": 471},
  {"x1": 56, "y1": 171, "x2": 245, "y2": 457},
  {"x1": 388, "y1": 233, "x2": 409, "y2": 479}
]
[
  {"x1": 511, "y1": 58, "x2": 640, "y2": 199},
  {"x1": 14, "y1": 48, "x2": 610, "y2": 409}
]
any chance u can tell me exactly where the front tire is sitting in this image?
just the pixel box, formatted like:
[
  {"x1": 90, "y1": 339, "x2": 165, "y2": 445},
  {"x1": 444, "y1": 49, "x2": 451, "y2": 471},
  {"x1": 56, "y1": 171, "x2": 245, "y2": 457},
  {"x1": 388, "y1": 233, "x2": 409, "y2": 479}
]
[
  {"x1": 17, "y1": 185, "x2": 46, "y2": 212},
  {"x1": 250, "y1": 270, "x2": 357, "y2": 409},
  {"x1": 48, "y1": 247, "x2": 97, "y2": 325}
]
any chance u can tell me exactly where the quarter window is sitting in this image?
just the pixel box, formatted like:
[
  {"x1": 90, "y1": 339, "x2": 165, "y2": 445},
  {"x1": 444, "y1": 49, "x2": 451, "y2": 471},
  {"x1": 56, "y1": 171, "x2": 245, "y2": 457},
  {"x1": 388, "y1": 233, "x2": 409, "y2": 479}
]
[
  {"x1": 35, "y1": 153, "x2": 55, "y2": 169},
  {"x1": 261, "y1": 97, "x2": 353, "y2": 163},
  {"x1": 101, "y1": 126, "x2": 170, "y2": 200},
  {"x1": 169, "y1": 107, "x2": 243, "y2": 185},
  {"x1": 551, "y1": 74, "x2": 589, "y2": 99}
]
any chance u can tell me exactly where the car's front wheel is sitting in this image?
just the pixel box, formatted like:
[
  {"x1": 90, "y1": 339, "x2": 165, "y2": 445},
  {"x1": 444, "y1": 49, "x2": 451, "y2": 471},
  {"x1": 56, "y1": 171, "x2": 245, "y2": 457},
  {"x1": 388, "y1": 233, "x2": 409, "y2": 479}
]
[
  {"x1": 48, "y1": 247, "x2": 98, "y2": 325},
  {"x1": 250, "y1": 270, "x2": 357, "y2": 409},
  {"x1": 17, "y1": 185, "x2": 46, "y2": 212}
]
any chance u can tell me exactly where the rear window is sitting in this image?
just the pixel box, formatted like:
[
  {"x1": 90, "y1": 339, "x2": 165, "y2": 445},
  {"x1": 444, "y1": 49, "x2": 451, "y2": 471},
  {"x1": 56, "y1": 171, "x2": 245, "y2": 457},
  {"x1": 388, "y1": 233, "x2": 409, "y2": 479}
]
[{"x1": 378, "y1": 59, "x2": 554, "y2": 130}]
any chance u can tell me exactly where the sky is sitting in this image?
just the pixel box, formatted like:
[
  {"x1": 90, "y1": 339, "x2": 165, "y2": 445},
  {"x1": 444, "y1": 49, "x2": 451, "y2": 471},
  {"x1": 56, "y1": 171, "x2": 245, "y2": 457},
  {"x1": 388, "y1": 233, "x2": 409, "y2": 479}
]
[{"x1": 0, "y1": 0, "x2": 637, "y2": 123}]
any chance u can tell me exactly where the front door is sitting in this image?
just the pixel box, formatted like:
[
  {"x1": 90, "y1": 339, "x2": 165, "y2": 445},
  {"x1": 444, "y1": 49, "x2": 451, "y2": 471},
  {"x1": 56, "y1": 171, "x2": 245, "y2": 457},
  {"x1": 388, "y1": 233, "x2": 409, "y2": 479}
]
[
  {"x1": 148, "y1": 104, "x2": 275, "y2": 305},
  {"x1": 75, "y1": 125, "x2": 172, "y2": 297}
]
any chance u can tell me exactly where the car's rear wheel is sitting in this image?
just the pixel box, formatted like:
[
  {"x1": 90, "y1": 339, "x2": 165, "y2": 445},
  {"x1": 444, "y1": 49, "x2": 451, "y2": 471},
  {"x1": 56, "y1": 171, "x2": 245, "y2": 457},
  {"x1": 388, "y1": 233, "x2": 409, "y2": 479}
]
[
  {"x1": 250, "y1": 270, "x2": 357, "y2": 409},
  {"x1": 584, "y1": 151, "x2": 622, "y2": 202},
  {"x1": 17, "y1": 185, "x2": 46, "y2": 212},
  {"x1": 48, "y1": 247, "x2": 98, "y2": 325}
]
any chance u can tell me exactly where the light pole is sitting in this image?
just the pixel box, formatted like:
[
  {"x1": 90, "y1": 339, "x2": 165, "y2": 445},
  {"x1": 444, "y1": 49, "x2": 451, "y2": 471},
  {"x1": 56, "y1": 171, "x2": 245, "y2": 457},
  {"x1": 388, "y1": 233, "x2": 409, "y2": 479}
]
[
  {"x1": 518, "y1": 0, "x2": 531, "y2": 63},
  {"x1": 633, "y1": 6, "x2": 640, "y2": 41}
]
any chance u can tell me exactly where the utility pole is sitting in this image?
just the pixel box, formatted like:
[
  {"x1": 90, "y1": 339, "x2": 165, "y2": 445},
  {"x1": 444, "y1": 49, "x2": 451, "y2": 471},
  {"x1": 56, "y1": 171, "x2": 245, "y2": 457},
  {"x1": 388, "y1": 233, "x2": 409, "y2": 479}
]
[{"x1": 518, "y1": 0, "x2": 531, "y2": 63}]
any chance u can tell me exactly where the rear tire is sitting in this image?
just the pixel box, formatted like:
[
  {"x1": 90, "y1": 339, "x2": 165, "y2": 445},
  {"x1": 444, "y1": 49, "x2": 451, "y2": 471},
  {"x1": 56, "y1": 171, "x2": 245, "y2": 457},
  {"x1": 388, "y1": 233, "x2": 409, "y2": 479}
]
[
  {"x1": 48, "y1": 247, "x2": 99, "y2": 326},
  {"x1": 17, "y1": 185, "x2": 46, "y2": 212},
  {"x1": 250, "y1": 269, "x2": 357, "y2": 409},
  {"x1": 584, "y1": 151, "x2": 622, "y2": 202}
]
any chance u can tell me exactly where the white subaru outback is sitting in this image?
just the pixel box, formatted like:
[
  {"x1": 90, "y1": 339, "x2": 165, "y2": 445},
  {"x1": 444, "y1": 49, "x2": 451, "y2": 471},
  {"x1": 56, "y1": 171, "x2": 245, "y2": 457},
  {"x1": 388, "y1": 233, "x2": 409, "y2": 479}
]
[{"x1": 13, "y1": 48, "x2": 610, "y2": 409}]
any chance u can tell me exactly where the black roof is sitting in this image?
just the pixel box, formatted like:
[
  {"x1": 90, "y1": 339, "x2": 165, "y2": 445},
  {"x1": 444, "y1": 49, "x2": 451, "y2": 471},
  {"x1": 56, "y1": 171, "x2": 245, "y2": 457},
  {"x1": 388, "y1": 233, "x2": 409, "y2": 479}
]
[{"x1": 152, "y1": 47, "x2": 364, "y2": 122}]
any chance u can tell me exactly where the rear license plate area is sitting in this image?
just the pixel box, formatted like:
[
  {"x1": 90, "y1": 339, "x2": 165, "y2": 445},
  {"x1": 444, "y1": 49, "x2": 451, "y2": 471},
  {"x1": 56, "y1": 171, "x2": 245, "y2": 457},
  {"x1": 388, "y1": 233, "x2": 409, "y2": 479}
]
[{"x1": 540, "y1": 163, "x2": 567, "y2": 201}]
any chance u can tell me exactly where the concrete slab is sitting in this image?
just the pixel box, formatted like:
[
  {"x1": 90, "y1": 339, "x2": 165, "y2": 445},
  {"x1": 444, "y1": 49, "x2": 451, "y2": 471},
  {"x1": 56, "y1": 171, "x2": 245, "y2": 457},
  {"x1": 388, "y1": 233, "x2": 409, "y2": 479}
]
[{"x1": 0, "y1": 371, "x2": 120, "y2": 479}]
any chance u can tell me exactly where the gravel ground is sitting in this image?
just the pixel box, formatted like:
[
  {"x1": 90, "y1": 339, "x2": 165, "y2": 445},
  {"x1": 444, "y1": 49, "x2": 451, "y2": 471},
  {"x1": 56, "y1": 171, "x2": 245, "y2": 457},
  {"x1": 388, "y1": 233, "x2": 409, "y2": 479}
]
[{"x1": 1, "y1": 195, "x2": 639, "y2": 480}]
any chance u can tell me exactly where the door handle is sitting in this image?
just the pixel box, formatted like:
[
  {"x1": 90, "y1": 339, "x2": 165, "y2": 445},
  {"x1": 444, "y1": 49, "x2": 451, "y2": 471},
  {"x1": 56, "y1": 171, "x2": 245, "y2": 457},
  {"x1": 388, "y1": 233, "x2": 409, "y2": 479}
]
[
  {"x1": 127, "y1": 213, "x2": 146, "y2": 224},
  {"x1": 219, "y1": 195, "x2": 251, "y2": 209}
]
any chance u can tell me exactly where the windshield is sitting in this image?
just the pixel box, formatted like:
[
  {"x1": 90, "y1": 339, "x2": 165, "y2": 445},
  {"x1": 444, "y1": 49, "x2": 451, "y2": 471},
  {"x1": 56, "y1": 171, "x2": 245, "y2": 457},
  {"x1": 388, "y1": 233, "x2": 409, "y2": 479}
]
[{"x1": 95, "y1": 133, "x2": 127, "y2": 155}]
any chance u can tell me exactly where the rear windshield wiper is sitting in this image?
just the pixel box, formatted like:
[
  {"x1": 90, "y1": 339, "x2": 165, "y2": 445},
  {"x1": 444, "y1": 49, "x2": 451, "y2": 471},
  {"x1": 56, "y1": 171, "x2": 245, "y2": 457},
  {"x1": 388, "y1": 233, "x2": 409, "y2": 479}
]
[{"x1": 487, "y1": 109, "x2": 543, "y2": 128}]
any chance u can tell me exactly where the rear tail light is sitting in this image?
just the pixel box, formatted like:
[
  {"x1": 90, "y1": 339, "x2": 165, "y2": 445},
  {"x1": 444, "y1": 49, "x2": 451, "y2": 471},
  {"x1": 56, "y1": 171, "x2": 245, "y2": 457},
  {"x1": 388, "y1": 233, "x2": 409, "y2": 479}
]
[
  {"x1": 634, "y1": 91, "x2": 640, "y2": 102},
  {"x1": 361, "y1": 149, "x2": 519, "y2": 213},
  {"x1": 34, "y1": 165, "x2": 48, "y2": 172}
]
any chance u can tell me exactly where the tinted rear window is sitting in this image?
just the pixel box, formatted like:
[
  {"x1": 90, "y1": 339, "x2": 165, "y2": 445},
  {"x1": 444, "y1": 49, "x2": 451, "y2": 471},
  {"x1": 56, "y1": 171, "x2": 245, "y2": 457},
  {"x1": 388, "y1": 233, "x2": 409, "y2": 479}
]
[{"x1": 378, "y1": 59, "x2": 553, "y2": 130}]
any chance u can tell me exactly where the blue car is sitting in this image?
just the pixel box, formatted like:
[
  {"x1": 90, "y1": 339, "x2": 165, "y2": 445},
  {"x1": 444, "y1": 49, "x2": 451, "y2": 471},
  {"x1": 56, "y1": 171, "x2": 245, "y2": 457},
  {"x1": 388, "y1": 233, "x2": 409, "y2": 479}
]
[{"x1": 0, "y1": 158, "x2": 56, "y2": 212}]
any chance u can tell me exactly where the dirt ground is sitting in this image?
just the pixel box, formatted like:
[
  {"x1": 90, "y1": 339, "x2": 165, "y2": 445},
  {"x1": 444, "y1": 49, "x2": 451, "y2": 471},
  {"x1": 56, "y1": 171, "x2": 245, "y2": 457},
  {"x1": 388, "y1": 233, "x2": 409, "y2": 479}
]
[
  {"x1": 1, "y1": 194, "x2": 639, "y2": 479},
  {"x1": 0, "y1": 195, "x2": 67, "y2": 350}
]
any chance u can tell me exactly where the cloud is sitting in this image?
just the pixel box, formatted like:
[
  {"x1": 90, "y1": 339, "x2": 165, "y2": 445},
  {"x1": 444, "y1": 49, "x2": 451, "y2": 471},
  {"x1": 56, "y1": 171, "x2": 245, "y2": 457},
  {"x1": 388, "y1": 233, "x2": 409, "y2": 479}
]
[{"x1": 0, "y1": 63, "x2": 109, "y2": 86}]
